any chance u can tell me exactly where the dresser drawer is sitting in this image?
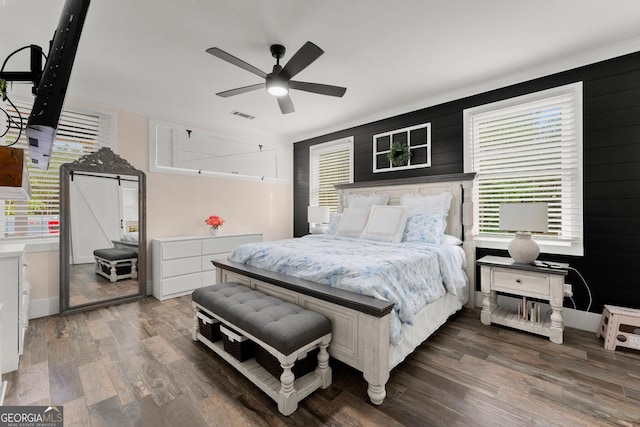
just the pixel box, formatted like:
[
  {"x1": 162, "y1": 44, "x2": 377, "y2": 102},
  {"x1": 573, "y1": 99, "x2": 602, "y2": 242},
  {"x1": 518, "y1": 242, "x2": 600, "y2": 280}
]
[
  {"x1": 163, "y1": 257, "x2": 202, "y2": 278},
  {"x1": 162, "y1": 241, "x2": 201, "y2": 260},
  {"x1": 202, "y1": 234, "x2": 260, "y2": 254},
  {"x1": 162, "y1": 273, "x2": 202, "y2": 296},
  {"x1": 491, "y1": 268, "x2": 550, "y2": 297}
]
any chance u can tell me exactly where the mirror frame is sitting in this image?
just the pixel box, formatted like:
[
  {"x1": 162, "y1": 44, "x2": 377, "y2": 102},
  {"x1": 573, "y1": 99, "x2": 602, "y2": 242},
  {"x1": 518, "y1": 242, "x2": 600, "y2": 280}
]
[{"x1": 59, "y1": 147, "x2": 146, "y2": 314}]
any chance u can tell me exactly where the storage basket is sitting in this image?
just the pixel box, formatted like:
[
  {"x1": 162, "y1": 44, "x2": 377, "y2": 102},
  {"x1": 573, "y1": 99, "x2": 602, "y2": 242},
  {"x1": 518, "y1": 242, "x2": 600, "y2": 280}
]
[
  {"x1": 255, "y1": 346, "x2": 318, "y2": 379},
  {"x1": 220, "y1": 324, "x2": 254, "y2": 362},
  {"x1": 197, "y1": 311, "x2": 221, "y2": 342}
]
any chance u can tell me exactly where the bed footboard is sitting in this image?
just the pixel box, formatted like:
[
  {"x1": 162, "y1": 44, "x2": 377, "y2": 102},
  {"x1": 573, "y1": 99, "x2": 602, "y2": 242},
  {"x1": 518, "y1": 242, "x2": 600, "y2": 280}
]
[{"x1": 214, "y1": 259, "x2": 394, "y2": 404}]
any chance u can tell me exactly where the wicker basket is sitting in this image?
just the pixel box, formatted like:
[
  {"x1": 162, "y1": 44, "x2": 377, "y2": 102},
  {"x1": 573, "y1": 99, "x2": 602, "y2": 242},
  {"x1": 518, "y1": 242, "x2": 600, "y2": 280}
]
[
  {"x1": 220, "y1": 324, "x2": 254, "y2": 362},
  {"x1": 255, "y1": 346, "x2": 318, "y2": 379},
  {"x1": 197, "y1": 311, "x2": 221, "y2": 342}
]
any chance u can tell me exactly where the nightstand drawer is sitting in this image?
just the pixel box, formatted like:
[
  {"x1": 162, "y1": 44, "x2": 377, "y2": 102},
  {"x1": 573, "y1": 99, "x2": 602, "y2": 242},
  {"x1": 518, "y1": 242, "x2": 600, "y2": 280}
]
[{"x1": 491, "y1": 268, "x2": 549, "y2": 297}]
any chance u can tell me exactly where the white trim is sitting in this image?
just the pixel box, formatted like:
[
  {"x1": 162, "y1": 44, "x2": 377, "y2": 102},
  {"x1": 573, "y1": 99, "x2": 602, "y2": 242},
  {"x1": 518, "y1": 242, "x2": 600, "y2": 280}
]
[
  {"x1": 464, "y1": 82, "x2": 584, "y2": 257},
  {"x1": 308, "y1": 136, "x2": 354, "y2": 208},
  {"x1": 28, "y1": 297, "x2": 59, "y2": 319}
]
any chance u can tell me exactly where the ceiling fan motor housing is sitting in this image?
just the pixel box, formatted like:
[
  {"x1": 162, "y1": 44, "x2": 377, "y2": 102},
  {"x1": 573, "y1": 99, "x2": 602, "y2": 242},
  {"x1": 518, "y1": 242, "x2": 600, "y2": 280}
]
[{"x1": 270, "y1": 44, "x2": 286, "y2": 60}]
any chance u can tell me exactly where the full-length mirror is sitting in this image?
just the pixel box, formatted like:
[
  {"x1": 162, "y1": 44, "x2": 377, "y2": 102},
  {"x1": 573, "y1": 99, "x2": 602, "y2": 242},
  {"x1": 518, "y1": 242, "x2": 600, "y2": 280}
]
[{"x1": 60, "y1": 147, "x2": 146, "y2": 314}]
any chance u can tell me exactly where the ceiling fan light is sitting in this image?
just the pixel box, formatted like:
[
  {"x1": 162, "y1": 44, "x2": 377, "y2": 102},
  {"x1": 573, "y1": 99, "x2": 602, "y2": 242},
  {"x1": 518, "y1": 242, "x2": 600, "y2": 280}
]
[{"x1": 266, "y1": 74, "x2": 289, "y2": 97}]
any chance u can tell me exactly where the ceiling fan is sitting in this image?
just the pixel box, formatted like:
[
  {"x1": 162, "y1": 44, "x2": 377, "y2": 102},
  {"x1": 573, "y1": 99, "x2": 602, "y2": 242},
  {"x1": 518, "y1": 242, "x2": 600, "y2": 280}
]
[{"x1": 206, "y1": 41, "x2": 346, "y2": 114}]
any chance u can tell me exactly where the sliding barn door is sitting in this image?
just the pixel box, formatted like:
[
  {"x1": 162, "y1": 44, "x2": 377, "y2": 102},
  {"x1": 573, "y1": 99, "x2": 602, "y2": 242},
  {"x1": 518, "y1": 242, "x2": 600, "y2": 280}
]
[{"x1": 69, "y1": 175, "x2": 122, "y2": 264}]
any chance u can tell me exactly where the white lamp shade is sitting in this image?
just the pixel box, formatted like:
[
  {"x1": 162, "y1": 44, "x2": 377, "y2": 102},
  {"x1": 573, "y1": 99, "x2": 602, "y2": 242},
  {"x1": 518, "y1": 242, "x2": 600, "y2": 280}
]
[
  {"x1": 499, "y1": 203, "x2": 548, "y2": 233},
  {"x1": 308, "y1": 206, "x2": 330, "y2": 224}
]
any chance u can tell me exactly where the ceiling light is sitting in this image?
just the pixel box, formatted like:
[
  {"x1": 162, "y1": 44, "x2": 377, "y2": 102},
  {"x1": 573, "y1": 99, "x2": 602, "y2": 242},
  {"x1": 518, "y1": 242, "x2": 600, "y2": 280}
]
[{"x1": 265, "y1": 74, "x2": 289, "y2": 97}]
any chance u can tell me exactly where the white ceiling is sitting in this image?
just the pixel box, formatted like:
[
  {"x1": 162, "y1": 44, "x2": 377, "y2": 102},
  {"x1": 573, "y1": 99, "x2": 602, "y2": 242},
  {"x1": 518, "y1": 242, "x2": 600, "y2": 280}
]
[{"x1": 3, "y1": 0, "x2": 640, "y2": 144}]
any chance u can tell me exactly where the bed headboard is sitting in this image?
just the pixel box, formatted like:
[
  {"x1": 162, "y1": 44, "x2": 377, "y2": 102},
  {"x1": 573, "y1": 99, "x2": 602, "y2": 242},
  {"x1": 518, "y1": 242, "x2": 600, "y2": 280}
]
[
  {"x1": 335, "y1": 173, "x2": 477, "y2": 306},
  {"x1": 335, "y1": 173, "x2": 475, "y2": 239}
]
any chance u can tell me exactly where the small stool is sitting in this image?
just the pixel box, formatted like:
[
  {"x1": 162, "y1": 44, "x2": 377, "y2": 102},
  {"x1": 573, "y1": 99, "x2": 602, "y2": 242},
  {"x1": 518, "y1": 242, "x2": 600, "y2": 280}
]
[
  {"x1": 93, "y1": 248, "x2": 138, "y2": 283},
  {"x1": 597, "y1": 305, "x2": 640, "y2": 351}
]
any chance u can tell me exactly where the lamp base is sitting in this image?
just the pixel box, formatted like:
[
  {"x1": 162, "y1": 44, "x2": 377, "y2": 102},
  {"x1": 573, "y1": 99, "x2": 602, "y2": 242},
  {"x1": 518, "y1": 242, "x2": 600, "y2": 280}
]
[{"x1": 508, "y1": 232, "x2": 540, "y2": 264}]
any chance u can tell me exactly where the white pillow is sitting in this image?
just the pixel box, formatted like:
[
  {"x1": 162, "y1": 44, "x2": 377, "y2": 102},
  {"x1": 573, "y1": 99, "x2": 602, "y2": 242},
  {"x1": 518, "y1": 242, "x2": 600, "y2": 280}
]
[
  {"x1": 400, "y1": 192, "x2": 453, "y2": 215},
  {"x1": 336, "y1": 208, "x2": 370, "y2": 237},
  {"x1": 442, "y1": 234, "x2": 463, "y2": 246},
  {"x1": 347, "y1": 194, "x2": 389, "y2": 208},
  {"x1": 327, "y1": 212, "x2": 342, "y2": 234},
  {"x1": 360, "y1": 206, "x2": 408, "y2": 243}
]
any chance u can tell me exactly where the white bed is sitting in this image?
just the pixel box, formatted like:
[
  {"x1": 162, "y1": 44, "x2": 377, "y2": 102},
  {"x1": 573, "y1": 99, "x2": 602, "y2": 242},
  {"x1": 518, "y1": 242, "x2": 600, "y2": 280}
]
[{"x1": 213, "y1": 173, "x2": 476, "y2": 404}]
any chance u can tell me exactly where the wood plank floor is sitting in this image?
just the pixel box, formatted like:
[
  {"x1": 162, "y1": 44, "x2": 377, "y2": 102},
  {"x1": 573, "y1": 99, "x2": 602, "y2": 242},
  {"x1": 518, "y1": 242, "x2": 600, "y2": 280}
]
[{"x1": 3, "y1": 296, "x2": 640, "y2": 426}]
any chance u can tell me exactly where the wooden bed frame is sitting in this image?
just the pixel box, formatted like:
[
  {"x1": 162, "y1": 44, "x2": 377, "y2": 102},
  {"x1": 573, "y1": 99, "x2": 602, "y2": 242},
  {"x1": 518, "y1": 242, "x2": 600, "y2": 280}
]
[{"x1": 213, "y1": 173, "x2": 476, "y2": 405}]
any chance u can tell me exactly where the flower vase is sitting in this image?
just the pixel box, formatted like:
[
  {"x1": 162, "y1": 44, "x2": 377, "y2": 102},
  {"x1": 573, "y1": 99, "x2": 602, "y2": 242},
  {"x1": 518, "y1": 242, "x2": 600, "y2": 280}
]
[{"x1": 209, "y1": 227, "x2": 219, "y2": 236}]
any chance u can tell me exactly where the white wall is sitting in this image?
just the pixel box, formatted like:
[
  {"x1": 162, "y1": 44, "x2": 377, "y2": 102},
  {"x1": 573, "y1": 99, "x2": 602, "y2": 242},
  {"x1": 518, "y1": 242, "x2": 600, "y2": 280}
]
[{"x1": 25, "y1": 106, "x2": 293, "y2": 318}]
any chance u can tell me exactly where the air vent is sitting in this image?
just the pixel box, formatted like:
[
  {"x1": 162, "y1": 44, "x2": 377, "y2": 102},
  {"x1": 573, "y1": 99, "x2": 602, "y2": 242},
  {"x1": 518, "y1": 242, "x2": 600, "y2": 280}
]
[{"x1": 231, "y1": 111, "x2": 255, "y2": 120}]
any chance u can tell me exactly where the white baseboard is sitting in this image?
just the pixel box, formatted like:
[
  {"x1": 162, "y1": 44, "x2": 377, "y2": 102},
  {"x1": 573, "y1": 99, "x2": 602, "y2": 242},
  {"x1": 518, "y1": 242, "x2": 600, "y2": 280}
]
[
  {"x1": 473, "y1": 291, "x2": 601, "y2": 333},
  {"x1": 29, "y1": 297, "x2": 59, "y2": 319}
]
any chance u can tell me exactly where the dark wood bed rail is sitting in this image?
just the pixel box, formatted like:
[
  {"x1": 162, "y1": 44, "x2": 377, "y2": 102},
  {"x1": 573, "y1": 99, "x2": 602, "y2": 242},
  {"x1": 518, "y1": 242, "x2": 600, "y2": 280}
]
[{"x1": 213, "y1": 259, "x2": 395, "y2": 318}]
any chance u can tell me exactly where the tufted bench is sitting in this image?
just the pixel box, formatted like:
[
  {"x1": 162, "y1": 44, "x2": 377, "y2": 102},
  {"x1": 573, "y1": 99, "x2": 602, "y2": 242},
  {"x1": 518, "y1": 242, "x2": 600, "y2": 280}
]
[
  {"x1": 93, "y1": 248, "x2": 138, "y2": 283},
  {"x1": 192, "y1": 282, "x2": 332, "y2": 416}
]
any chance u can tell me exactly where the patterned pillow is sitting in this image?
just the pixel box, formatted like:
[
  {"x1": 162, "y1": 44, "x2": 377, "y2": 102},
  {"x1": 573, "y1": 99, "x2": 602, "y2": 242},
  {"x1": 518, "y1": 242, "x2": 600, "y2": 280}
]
[{"x1": 402, "y1": 213, "x2": 447, "y2": 244}]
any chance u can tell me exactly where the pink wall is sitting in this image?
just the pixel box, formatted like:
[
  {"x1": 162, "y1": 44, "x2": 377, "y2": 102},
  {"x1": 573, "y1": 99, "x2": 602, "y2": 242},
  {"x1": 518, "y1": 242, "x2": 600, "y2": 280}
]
[{"x1": 26, "y1": 107, "x2": 293, "y2": 312}]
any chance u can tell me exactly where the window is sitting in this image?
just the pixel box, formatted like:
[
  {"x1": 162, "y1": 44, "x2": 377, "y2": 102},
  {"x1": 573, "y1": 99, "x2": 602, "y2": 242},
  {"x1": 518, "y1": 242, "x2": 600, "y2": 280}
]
[
  {"x1": 1, "y1": 97, "x2": 112, "y2": 240},
  {"x1": 463, "y1": 82, "x2": 583, "y2": 256},
  {"x1": 309, "y1": 137, "x2": 353, "y2": 212}
]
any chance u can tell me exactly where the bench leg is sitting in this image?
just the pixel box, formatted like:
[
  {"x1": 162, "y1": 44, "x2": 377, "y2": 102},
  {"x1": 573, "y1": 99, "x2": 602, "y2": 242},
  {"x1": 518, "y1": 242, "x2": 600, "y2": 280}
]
[
  {"x1": 278, "y1": 362, "x2": 297, "y2": 416},
  {"x1": 109, "y1": 261, "x2": 118, "y2": 282},
  {"x1": 131, "y1": 259, "x2": 138, "y2": 279},
  {"x1": 316, "y1": 340, "x2": 332, "y2": 389},
  {"x1": 192, "y1": 302, "x2": 199, "y2": 341}
]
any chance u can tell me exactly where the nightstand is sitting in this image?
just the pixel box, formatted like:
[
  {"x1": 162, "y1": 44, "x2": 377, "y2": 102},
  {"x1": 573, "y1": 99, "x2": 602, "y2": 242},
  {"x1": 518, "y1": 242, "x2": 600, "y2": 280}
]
[{"x1": 478, "y1": 255, "x2": 572, "y2": 344}]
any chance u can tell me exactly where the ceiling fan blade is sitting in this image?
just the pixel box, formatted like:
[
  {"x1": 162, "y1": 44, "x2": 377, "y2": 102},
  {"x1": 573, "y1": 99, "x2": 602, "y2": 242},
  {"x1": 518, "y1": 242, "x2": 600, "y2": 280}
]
[
  {"x1": 277, "y1": 94, "x2": 295, "y2": 114},
  {"x1": 280, "y1": 41, "x2": 324, "y2": 80},
  {"x1": 289, "y1": 81, "x2": 346, "y2": 97},
  {"x1": 206, "y1": 47, "x2": 267, "y2": 79},
  {"x1": 216, "y1": 83, "x2": 265, "y2": 98}
]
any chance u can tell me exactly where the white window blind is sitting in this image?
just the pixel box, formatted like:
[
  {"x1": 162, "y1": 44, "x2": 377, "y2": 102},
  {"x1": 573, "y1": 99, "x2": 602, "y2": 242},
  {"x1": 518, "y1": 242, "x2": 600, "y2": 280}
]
[
  {"x1": 1, "y1": 98, "x2": 112, "y2": 239},
  {"x1": 464, "y1": 82, "x2": 583, "y2": 255},
  {"x1": 309, "y1": 137, "x2": 353, "y2": 212}
]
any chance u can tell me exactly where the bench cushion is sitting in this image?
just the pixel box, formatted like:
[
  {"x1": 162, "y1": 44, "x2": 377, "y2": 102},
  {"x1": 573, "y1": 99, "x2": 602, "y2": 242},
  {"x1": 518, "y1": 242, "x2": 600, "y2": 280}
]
[
  {"x1": 193, "y1": 283, "x2": 331, "y2": 356},
  {"x1": 93, "y1": 248, "x2": 138, "y2": 260}
]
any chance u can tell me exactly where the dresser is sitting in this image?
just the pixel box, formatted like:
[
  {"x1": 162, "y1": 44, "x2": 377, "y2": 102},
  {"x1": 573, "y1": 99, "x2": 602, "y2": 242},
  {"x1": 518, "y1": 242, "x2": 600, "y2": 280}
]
[
  {"x1": 0, "y1": 244, "x2": 30, "y2": 374},
  {"x1": 151, "y1": 233, "x2": 262, "y2": 301}
]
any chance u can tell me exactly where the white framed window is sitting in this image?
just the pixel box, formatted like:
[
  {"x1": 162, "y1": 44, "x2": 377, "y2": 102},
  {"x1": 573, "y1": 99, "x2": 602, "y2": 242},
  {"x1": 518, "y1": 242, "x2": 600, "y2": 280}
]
[
  {"x1": 463, "y1": 82, "x2": 584, "y2": 256},
  {"x1": 1, "y1": 97, "x2": 113, "y2": 241},
  {"x1": 309, "y1": 137, "x2": 353, "y2": 212},
  {"x1": 373, "y1": 123, "x2": 431, "y2": 172}
]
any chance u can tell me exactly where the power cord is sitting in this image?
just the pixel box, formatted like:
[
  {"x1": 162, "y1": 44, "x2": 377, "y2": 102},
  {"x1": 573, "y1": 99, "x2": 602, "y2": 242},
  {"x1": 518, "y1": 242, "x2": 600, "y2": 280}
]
[
  {"x1": 1, "y1": 45, "x2": 46, "y2": 145},
  {"x1": 534, "y1": 260, "x2": 593, "y2": 312},
  {"x1": 567, "y1": 265, "x2": 593, "y2": 312}
]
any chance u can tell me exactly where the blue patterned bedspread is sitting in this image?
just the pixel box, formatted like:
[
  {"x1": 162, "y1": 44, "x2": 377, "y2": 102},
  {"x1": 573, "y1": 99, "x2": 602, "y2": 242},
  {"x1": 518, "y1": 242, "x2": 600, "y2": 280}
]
[{"x1": 228, "y1": 234, "x2": 468, "y2": 344}]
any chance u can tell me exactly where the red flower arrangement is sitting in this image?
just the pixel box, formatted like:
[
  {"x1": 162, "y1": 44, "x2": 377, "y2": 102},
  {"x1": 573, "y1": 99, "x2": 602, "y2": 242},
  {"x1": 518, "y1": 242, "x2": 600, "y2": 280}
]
[{"x1": 205, "y1": 215, "x2": 225, "y2": 229}]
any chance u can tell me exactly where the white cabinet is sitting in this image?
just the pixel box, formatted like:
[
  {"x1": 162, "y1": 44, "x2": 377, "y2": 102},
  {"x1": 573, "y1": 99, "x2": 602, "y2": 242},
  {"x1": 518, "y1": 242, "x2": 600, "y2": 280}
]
[
  {"x1": 0, "y1": 244, "x2": 30, "y2": 374},
  {"x1": 152, "y1": 233, "x2": 262, "y2": 301}
]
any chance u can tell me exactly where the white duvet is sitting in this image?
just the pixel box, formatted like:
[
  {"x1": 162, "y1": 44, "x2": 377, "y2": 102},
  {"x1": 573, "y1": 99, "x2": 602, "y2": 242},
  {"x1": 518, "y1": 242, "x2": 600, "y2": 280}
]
[{"x1": 228, "y1": 234, "x2": 468, "y2": 344}]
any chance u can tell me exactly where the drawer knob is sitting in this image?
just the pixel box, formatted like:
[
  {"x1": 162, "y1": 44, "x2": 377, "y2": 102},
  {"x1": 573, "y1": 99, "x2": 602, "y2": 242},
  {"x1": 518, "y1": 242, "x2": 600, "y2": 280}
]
[{"x1": 515, "y1": 278, "x2": 521, "y2": 283}]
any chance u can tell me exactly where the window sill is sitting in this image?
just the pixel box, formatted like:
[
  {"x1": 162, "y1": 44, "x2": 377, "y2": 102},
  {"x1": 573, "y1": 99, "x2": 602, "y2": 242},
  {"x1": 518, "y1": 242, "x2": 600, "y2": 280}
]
[
  {"x1": 474, "y1": 236, "x2": 584, "y2": 257},
  {"x1": 0, "y1": 237, "x2": 59, "y2": 253}
]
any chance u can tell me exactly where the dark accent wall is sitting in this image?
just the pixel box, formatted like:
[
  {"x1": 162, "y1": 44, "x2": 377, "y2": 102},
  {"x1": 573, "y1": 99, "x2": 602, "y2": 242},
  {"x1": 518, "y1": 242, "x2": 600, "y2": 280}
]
[{"x1": 294, "y1": 51, "x2": 640, "y2": 314}]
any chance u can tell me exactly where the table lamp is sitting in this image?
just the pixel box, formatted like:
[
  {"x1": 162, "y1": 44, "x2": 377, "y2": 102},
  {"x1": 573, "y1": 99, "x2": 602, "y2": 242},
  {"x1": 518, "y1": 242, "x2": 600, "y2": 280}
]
[
  {"x1": 499, "y1": 202, "x2": 548, "y2": 264},
  {"x1": 308, "y1": 206, "x2": 330, "y2": 234}
]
